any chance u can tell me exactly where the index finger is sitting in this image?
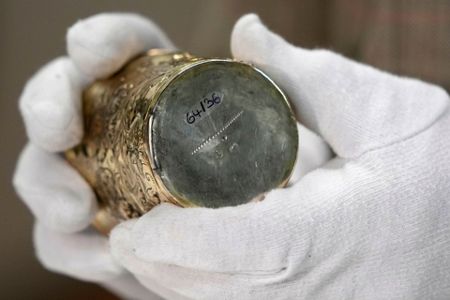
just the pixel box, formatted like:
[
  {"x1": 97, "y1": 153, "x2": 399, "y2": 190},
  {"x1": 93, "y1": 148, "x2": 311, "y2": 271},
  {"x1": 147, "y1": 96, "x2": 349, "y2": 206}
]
[{"x1": 67, "y1": 13, "x2": 176, "y2": 79}]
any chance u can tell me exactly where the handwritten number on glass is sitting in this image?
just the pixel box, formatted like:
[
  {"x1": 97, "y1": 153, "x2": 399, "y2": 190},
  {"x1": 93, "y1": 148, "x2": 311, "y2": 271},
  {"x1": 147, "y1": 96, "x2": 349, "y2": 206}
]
[{"x1": 186, "y1": 92, "x2": 222, "y2": 124}]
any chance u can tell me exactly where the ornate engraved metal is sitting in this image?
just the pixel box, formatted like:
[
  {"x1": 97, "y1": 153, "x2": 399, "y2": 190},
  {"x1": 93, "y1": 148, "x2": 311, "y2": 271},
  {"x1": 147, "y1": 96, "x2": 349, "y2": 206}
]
[{"x1": 65, "y1": 50, "x2": 298, "y2": 234}]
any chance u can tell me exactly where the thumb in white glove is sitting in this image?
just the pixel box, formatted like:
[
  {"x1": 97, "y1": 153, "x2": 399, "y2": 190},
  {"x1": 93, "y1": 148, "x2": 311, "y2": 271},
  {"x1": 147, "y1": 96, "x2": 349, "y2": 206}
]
[{"x1": 109, "y1": 14, "x2": 450, "y2": 300}]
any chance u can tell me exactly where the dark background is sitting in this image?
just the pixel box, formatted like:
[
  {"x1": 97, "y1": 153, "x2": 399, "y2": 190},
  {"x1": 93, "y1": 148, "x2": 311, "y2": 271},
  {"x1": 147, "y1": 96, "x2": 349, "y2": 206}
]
[{"x1": 1, "y1": 0, "x2": 448, "y2": 299}]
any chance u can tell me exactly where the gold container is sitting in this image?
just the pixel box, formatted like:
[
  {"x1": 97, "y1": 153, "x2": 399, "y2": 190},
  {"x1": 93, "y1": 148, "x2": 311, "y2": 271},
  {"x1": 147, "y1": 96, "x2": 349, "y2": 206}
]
[{"x1": 65, "y1": 50, "x2": 298, "y2": 233}]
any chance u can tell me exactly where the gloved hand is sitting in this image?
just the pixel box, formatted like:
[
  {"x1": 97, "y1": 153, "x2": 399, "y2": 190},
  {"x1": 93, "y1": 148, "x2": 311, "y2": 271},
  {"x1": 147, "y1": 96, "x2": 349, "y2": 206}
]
[
  {"x1": 14, "y1": 13, "x2": 177, "y2": 300},
  {"x1": 13, "y1": 13, "x2": 331, "y2": 300},
  {"x1": 108, "y1": 14, "x2": 450, "y2": 300}
]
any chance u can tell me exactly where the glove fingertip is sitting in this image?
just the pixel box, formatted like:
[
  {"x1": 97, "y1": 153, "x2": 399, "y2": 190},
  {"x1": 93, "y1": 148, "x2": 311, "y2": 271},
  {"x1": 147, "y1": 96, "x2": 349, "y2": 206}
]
[
  {"x1": 231, "y1": 14, "x2": 264, "y2": 61},
  {"x1": 231, "y1": 13, "x2": 294, "y2": 65},
  {"x1": 34, "y1": 222, "x2": 125, "y2": 282},
  {"x1": 19, "y1": 57, "x2": 84, "y2": 152},
  {"x1": 13, "y1": 144, "x2": 97, "y2": 233},
  {"x1": 67, "y1": 13, "x2": 175, "y2": 79},
  {"x1": 66, "y1": 16, "x2": 119, "y2": 79}
]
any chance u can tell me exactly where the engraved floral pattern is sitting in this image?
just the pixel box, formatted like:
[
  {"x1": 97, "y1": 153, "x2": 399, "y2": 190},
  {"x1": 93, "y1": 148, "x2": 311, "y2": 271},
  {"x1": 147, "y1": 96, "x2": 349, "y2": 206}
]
[{"x1": 65, "y1": 52, "x2": 196, "y2": 226}]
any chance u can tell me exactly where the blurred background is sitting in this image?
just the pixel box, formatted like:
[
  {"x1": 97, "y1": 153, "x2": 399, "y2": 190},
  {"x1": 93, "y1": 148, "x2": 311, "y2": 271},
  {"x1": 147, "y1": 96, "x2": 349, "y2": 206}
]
[{"x1": 0, "y1": 0, "x2": 448, "y2": 299}]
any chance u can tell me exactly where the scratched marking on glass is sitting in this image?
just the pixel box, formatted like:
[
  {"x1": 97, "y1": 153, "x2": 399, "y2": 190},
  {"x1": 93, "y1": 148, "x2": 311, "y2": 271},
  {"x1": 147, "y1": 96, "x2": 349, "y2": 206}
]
[{"x1": 191, "y1": 110, "x2": 244, "y2": 155}]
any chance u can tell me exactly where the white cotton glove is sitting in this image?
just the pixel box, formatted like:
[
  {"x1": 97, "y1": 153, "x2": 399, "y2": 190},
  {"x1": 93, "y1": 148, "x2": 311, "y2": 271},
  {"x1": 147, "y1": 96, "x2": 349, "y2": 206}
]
[
  {"x1": 14, "y1": 13, "x2": 175, "y2": 300},
  {"x1": 108, "y1": 14, "x2": 450, "y2": 300},
  {"x1": 13, "y1": 12, "x2": 331, "y2": 300}
]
